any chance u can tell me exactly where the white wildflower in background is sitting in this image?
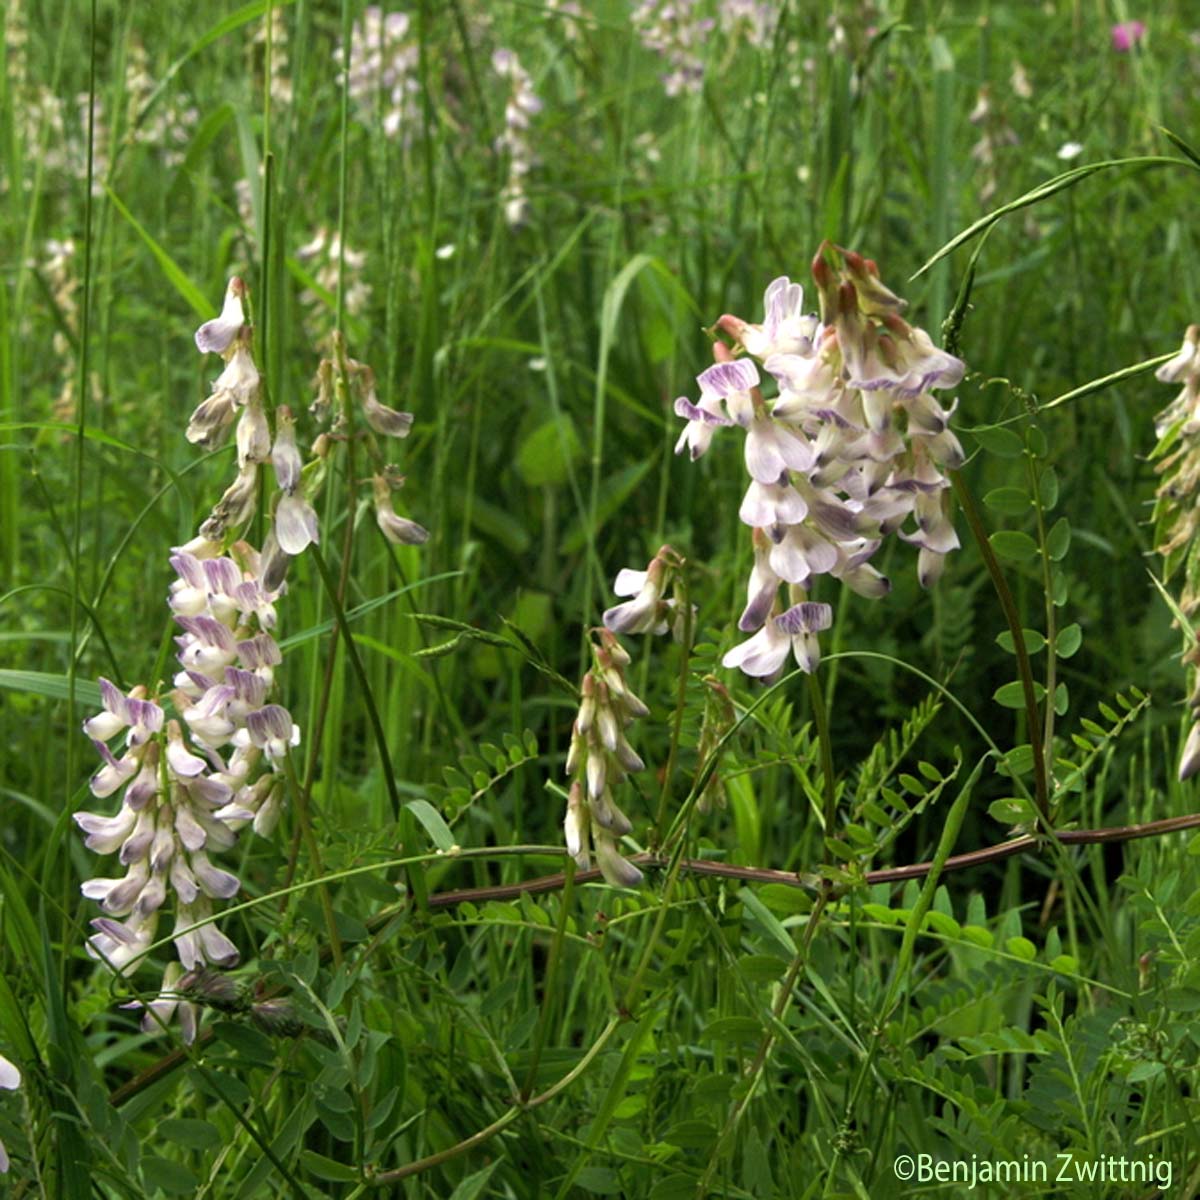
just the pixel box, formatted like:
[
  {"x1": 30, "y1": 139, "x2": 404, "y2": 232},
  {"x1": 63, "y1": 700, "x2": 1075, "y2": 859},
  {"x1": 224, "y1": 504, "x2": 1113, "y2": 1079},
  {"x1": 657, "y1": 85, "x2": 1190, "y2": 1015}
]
[
  {"x1": 718, "y1": 0, "x2": 777, "y2": 48},
  {"x1": 1010, "y1": 60, "x2": 1033, "y2": 99},
  {"x1": 338, "y1": 6, "x2": 420, "y2": 142},
  {"x1": 0, "y1": 1052, "x2": 18, "y2": 1173},
  {"x1": 296, "y1": 227, "x2": 372, "y2": 319},
  {"x1": 631, "y1": 0, "x2": 713, "y2": 96},
  {"x1": 547, "y1": 0, "x2": 584, "y2": 39},
  {"x1": 492, "y1": 48, "x2": 542, "y2": 228},
  {"x1": 255, "y1": 7, "x2": 293, "y2": 108},
  {"x1": 1149, "y1": 325, "x2": 1200, "y2": 780},
  {"x1": 40, "y1": 239, "x2": 92, "y2": 426},
  {"x1": 967, "y1": 83, "x2": 1019, "y2": 206},
  {"x1": 2, "y1": 1, "x2": 69, "y2": 189},
  {"x1": 674, "y1": 245, "x2": 965, "y2": 681},
  {"x1": 123, "y1": 38, "x2": 199, "y2": 169}
]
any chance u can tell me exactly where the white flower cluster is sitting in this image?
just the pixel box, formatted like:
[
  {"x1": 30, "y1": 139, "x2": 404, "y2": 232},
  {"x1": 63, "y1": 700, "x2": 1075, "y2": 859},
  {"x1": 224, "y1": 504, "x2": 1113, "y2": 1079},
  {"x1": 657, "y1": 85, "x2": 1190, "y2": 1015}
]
[
  {"x1": 674, "y1": 246, "x2": 965, "y2": 680},
  {"x1": 338, "y1": 6, "x2": 419, "y2": 141},
  {"x1": 74, "y1": 540, "x2": 296, "y2": 1041},
  {"x1": 564, "y1": 628, "x2": 652, "y2": 888},
  {"x1": 492, "y1": 48, "x2": 542, "y2": 228},
  {"x1": 188, "y1": 278, "x2": 321, "y2": 577},
  {"x1": 631, "y1": 0, "x2": 714, "y2": 97},
  {"x1": 1150, "y1": 326, "x2": 1200, "y2": 780},
  {"x1": 74, "y1": 281, "x2": 319, "y2": 1041}
]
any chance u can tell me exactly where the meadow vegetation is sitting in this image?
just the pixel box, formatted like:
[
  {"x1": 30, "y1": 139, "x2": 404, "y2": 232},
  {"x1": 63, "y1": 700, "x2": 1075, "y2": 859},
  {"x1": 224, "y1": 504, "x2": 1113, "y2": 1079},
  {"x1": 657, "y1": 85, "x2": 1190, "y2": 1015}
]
[{"x1": 3, "y1": 1, "x2": 1200, "y2": 1195}]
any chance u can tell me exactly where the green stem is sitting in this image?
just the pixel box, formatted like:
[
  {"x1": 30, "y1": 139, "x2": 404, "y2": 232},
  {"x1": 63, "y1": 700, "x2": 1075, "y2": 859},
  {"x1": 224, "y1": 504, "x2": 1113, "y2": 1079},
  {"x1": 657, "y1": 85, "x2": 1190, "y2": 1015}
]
[
  {"x1": 653, "y1": 575, "x2": 693, "y2": 843},
  {"x1": 520, "y1": 857, "x2": 576, "y2": 1101},
  {"x1": 808, "y1": 670, "x2": 837, "y2": 837},
  {"x1": 283, "y1": 754, "x2": 343, "y2": 967},
  {"x1": 308, "y1": 547, "x2": 401, "y2": 819},
  {"x1": 951, "y1": 470, "x2": 1050, "y2": 825},
  {"x1": 698, "y1": 890, "x2": 830, "y2": 1195},
  {"x1": 1028, "y1": 454, "x2": 1059, "y2": 811},
  {"x1": 370, "y1": 1015, "x2": 623, "y2": 1185}
]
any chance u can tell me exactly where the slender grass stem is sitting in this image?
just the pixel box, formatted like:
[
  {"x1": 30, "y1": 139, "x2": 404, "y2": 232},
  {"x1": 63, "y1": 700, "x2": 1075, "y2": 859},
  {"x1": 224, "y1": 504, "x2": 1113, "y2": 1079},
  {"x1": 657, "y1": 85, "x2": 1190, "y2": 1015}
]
[
  {"x1": 808, "y1": 669, "x2": 837, "y2": 836},
  {"x1": 653, "y1": 572, "x2": 693, "y2": 843},
  {"x1": 309, "y1": 544, "x2": 405, "y2": 824},
  {"x1": 283, "y1": 753, "x2": 343, "y2": 967},
  {"x1": 369, "y1": 1015, "x2": 623, "y2": 1185},
  {"x1": 520, "y1": 856, "x2": 576, "y2": 1101}
]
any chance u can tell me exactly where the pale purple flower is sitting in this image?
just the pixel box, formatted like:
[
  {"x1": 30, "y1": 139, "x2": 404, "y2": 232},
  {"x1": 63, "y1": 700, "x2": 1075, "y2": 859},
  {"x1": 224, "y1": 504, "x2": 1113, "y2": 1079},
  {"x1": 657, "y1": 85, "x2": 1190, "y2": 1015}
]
[
  {"x1": 362, "y1": 389, "x2": 414, "y2": 438},
  {"x1": 594, "y1": 832, "x2": 643, "y2": 888},
  {"x1": 123, "y1": 962, "x2": 198, "y2": 1044},
  {"x1": 738, "y1": 531, "x2": 781, "y2": 631},
  {"x1": 1154, "y1": 325, "x2": 1200, "y2": 436},
  {"x1": 739, "y1": 277, "x2": 820, "y2": 359},
  {"x1": 199, "y1": 463, "x2": 260, "y2": 540},
  {"x1": 244, "y1": 704, "x2": 300, "y2": 763},
  {"x1": 831, "y1": 540, "x2": 890, "y2": 598},
  {"x1": 372, "y1": 474, "x2": 428, "y2": 545},
  {"x1": 194, "y1": 278, "x2": 246, "y2": 355},
  {"x1": 1157, "y1": 326, "x2": 1199, "y2": 385},
  {"x1": 721, "y1": 615, "x2": 791, "y2": 678},
  {"x1": 271, "y1": 406, "x2": 303, "y2": 493},
  {"x1": 603, "y1": 568, "x2": 667, "y2": 636},
  {"x1": 768, "y1": 523, "x2": 839, "y2": 585},
  {"x1": 74, "y1": 805, "x2": 138, "y2": 855},
  {"x1": 744, "y1": 412, "x2": 816, "y2": 483},
  {"x1": 723, "y1": 600, "x2": 832, "y2": 677},
  {"x1": 185, "y1": 391, "x2": 238, "y2": 449},
  {"x1": 275, "y1": 494, "x2": 320, "y2": 554},
  {"x1": 673, "y1": 392, "x2": 733, "y2": 460},
  {"x1": 211, "y1": 342, "x2": 260, "y2": 408},
  {"x1": 88, "y1": 740, "x2": 138, "y2": 798},
  {"x1": 235, "y1": 400, "x2": 270, "y2": 467},
  {"x1": 739, "y1": 478, "x2": 808, "y2": 539},
  {"x1": 697, "y1": 358, "x2": 760, "y2": 427},
  {"x1": 602, "y1": 550, "x2": 685, "y2": 637},
  {"x1": 83, "y1": 678, "x2": 164, "y2": 745},
  {"x1": 764, "y1": 350, "x2": 842, "y2": 424}
]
